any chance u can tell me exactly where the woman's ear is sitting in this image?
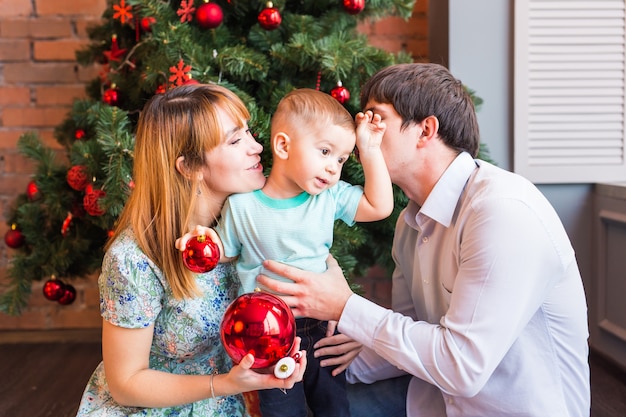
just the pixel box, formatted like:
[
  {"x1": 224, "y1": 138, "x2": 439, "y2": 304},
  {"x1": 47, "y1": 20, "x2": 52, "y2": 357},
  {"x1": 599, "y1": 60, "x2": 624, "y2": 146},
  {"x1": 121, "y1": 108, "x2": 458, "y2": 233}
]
[
  {"x1": 272, "y1": 132, "x2": 290, "y2": 160},
  {"x1": 175, "y1": 156, "x2": 203, "y2": 181}
]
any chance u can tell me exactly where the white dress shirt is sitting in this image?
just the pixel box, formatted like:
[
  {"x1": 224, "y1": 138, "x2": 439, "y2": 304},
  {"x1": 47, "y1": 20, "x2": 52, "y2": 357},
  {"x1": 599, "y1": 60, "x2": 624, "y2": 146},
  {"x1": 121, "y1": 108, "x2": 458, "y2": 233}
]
[{"x1": 342, "y1": 152, "x2": 590, "y2": 417}]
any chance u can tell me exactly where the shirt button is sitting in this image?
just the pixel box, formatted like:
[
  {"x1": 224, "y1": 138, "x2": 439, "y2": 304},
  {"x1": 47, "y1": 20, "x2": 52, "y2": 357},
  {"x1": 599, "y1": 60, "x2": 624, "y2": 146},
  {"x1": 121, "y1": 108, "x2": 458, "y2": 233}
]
[
  {"x1": 447, "y1": 398, "x2": 454, "y2": 404},
  {"x1": 423, "y1": 279, "x2": 429, "y2": 285},
  {"x1": 422, "y1": 236, "x2": 429, "y2": 243}
]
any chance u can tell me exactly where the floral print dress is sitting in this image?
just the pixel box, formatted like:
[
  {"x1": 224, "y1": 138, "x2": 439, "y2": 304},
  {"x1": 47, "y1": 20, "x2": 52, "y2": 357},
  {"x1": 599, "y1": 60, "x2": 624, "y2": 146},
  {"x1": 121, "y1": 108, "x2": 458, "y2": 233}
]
[{"x1": 76, "y1": 228, "x2": 248, "y2": 417}]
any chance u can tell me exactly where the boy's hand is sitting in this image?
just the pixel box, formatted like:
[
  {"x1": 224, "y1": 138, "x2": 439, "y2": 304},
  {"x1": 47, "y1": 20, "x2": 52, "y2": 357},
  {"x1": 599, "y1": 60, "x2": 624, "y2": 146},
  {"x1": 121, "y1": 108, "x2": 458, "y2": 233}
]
[{"x1": 355, "y1": 110, "x2": 386, "y2": 152}]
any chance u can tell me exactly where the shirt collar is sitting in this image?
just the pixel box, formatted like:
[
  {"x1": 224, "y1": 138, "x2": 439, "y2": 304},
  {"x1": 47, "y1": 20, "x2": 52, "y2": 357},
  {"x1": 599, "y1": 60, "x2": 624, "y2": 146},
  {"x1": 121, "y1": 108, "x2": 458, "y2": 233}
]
[{"x1": 405, "y1": 152, "x2": 478, "y2": 228}]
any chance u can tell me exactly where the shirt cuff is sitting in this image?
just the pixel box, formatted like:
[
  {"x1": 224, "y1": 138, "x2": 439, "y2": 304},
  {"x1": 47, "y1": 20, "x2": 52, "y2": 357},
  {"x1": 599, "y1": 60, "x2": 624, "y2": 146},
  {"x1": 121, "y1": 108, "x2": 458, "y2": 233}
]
[{"x1": 338, "y1": 293, "x2": 391, "y2": 348}]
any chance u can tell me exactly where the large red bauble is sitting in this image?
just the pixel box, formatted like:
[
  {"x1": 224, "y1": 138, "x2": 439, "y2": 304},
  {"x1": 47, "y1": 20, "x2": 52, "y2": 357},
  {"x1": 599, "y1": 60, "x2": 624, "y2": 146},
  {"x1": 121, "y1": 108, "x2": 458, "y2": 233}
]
[
  {"x1": 330, "y1": 83, "x2": 350, "y2": 104},
  {"x1": 343, "y1": 0, "x2": 365, "y2": 15},
  {"x1": 43, "y1": 278, "x2": 65, "y2": 301},
  {"x1": 58, "y1": 284, "x2": 77, "y2": 305},
  {"x1": 196, "y1": 2, "x2": 223, "y2": 29},
  {"x1": 4, "y1": 227, "x2": 25, "y2": 249},
  {"x1": 182, "y1": 235, "x2": 220, "y2": 273},
  {"x1": 258, "y1": 3, "x2": 281, "y2": 31},
  {"x1": 221, "y1": 291, "x2": 296, "y2": 370}
]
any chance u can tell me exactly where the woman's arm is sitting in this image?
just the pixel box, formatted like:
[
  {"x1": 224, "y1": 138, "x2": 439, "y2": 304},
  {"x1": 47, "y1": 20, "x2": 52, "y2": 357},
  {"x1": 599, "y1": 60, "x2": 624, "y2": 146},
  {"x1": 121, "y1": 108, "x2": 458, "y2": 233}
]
[{"x1": 102, "y1": 320, "x2": 307, "y2": 408}]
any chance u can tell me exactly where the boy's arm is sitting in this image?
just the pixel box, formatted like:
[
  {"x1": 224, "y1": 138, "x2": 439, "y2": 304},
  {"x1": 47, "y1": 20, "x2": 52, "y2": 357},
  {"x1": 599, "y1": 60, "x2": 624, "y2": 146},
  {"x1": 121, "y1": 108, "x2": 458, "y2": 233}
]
[{"x1": 353, "y1": 110, "x2": 394, "y2": 222}]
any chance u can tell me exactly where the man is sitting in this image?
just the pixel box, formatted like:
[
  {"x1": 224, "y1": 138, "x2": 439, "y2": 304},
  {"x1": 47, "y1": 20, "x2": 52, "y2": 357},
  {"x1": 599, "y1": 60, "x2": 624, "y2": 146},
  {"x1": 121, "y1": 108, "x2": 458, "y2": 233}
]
[{"x1": 258, "y1": 63, "x2": 591, "y2": 417}]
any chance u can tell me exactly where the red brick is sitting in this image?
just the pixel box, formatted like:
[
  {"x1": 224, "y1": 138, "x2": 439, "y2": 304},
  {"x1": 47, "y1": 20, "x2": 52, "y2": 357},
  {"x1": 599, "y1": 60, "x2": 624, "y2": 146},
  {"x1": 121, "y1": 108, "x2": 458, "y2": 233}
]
[
  {"x1": 3, "y1": 62, "x2": 81, "y2": 83},
  {"x1": 1, "y1": 151, "x2": 36, "y2": 175},
  {"x1": 36, "y1": 85, "x2": 88, "y2": 106},
  {"x1": 2, "y1": 107, "x2": 70, "y2": 128},
  {"x1": 0, "y1": 0, "x2": 32, "y2": 17},
  {"x1": 0, "y1": 18, "x2": 73, "y2": 38},
  {"x1": 0, "y1": 39, "x2": 30, "y2": 61},
  {"x1": 34, "y1": 39, "x2": 91, "y2": 61},
  {"x1": 36, "y1": 0, "x2": 107, "y2": 17},
  {"x1": 0, "y1": 86, "x2": 31, "y2": 106}
]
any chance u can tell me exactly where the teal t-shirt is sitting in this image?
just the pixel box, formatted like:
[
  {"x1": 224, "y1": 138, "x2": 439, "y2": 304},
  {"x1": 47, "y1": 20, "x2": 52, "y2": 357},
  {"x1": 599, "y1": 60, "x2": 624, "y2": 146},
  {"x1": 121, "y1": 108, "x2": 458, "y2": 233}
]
[{"x1": 216, "y1": 180, "x2": 363, "y2": 294}]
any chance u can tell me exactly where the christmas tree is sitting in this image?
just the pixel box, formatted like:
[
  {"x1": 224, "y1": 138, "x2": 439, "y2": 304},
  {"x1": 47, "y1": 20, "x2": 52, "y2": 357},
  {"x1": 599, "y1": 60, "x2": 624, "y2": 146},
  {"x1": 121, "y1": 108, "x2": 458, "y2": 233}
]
[{"x1": 1, "y1": 0, "x2": 486, "y2": 315}]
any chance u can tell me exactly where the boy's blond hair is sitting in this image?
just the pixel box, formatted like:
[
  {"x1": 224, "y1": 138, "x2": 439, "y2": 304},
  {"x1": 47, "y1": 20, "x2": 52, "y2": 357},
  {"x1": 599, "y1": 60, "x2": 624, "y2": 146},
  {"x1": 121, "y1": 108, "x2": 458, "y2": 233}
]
[{"x1": 271, "y1": 88, "x2": 355, "y2": 137}]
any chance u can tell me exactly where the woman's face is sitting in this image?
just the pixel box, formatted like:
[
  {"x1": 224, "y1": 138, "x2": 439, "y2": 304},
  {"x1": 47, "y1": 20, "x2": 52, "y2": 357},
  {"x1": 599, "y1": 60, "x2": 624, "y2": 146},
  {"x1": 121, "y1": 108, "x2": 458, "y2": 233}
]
[{"x1": 202, "y1": 106, "x2": 266, "y2": 199}]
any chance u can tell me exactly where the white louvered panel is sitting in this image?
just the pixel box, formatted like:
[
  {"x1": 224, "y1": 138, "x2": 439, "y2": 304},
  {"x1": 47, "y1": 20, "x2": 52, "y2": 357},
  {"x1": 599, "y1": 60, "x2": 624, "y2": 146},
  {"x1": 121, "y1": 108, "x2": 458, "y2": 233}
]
[{"x1": 514, "y1": 0, "x2": 626, "y2": 183}]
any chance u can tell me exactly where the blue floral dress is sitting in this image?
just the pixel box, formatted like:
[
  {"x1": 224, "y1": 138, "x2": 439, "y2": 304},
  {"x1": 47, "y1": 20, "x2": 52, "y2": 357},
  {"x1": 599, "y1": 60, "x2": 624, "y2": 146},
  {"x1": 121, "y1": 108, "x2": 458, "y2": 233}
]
[{"x1": 76, "y1": 228, "x2": 248, "y2": 417}]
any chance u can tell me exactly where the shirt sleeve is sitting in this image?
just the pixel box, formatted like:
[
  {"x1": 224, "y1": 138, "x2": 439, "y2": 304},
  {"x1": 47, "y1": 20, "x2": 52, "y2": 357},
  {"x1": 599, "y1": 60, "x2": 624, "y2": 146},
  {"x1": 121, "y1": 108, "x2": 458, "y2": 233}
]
[
  {"x1": 98, "y1": 241, "x2": 164, "y2": 329},
  {"x1": 331, "y1": 180, "x2": 364, "y2": 226},
  {"x1": 340, "y1": 197, "x2": 567, "y2": 397}
]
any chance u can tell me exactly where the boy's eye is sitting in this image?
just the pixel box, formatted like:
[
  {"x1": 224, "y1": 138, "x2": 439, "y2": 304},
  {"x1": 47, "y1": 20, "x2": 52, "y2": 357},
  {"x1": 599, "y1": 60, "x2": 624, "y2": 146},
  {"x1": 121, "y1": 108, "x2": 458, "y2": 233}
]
[{"x1": 321, "y1": 148, "x2": 330, "y2": 156}]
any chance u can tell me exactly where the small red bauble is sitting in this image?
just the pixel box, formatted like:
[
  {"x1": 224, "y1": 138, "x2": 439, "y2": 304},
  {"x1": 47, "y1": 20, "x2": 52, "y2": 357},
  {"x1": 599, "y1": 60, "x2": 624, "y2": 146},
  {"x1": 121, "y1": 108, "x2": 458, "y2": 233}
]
[
  {"x1": 43, "y1": 278, "x2": 65, "y2": 301},
  {"x1": 103, "y1": 86, "x2": 119, "y2": 106},
  {"x1": 140, "y1": 16, "x2": 156, "y2": 32},
  {"x1": 83, "y1": 188, "x2": 106, "y2": 216},
  {"x1": 26, "y1": 180, "x2": 40, "y2": 201},
  {"x1": 258, "y1": 2, "x2": 281, "y2": 31},
  {"x1": 75, "y1": 129, "x2": 86, "y2": 140},
  {"x1": 67, "y1": 165, "x2": 89, "y2": 191},
  {"x1": 4, "y1": 225, "x2": 25, "y2": 249},
  {"x1": 182, "y1": 235, "x2": 220, "y2": 273},
  {"x1": 330, "y1": 82, "x2": 350, "y2": 104},
  {"x1": 221, "y1": 291, "x2": 296, "y2": 370},
  {"x1": 196, "y1": 2, "x2": 223, "y2": 29},
  {"x1": 343, "y1": 0, "x2": 365, "y2": 15},
  {"x1": 58, "y1": 284, "x2": 77, "y2": 305}
]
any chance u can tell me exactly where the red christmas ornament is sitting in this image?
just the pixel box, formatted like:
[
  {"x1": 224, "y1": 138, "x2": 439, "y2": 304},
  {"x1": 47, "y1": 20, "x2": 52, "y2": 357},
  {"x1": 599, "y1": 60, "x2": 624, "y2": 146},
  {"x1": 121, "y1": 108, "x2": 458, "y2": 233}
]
[
  {"x1": 140, "y1": 16, "x2": 156, "y2": 32},
  {"x1": 182, "y1": 235, "x2": 220, "y2": 273},
  {"x1": 26, "y1": 180, "x2": 39, "y2": 201},
  {"x1": 258, "y1": 2, "x2": 281, "y2": 31},
  {"x1": 103, "y1": 85, "x2": 119, "y2": 106},
  {"x1": 221, "y1": 291, "x2": 297, "y2": 374},
  {"x1": 330, "y1": 81, "x2": 350, "y2": 104},
  {"x1": 75, "y1": 129, "x2": 86, "y2": 140},
  {"x1": 83, "y1": 188, "x2": 106, "y2": 216},
  {"x1": 43, "y1": 278, "x2": 65, "y2": 301},
  {"x1": 67, "y1": 165, "x2": 89, "y2": 191},
  {"x1": 61, "y1": 212, "x2": 73, "y2": 237},
  {"x1": 196, "y1": 1, "x2": 223, "y2": 29},
  {"x1": 58, "y1": 284, "x2": 77, "y2": 305},
  {"x1": 343, "y1": 0, "x2": 365, "y2": 15},
  {"x1": 4, "y1": 224, "x2": 25, "y2": 249}
]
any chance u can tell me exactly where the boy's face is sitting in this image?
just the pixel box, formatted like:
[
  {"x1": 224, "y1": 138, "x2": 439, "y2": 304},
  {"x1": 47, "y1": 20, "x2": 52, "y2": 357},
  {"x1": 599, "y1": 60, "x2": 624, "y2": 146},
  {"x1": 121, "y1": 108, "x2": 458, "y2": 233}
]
[{"x1": 286, "y1": 123, "x2": 356, "y2": 195}]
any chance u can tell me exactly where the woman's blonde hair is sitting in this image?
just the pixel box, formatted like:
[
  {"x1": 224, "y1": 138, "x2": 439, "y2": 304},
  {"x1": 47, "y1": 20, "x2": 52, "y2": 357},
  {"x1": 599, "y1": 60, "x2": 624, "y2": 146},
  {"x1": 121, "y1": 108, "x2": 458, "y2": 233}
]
[{"x1": 109, "y1": 83, "x2": 250, "y2": 299}]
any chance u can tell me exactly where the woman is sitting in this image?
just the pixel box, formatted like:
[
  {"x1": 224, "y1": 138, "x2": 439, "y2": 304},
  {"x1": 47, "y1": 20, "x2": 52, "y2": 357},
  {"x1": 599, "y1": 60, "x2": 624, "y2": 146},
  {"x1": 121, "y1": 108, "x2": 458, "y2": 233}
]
[{"x1": 77, "y1": 84, "x2": 306, "y2": 417}]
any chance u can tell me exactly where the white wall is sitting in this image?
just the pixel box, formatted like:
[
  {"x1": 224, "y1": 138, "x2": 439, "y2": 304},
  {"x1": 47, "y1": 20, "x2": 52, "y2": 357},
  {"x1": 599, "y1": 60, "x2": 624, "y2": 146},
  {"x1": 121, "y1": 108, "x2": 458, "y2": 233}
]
[{"x1": 431, "y1": 0, "x2": 594, "y2": 300}]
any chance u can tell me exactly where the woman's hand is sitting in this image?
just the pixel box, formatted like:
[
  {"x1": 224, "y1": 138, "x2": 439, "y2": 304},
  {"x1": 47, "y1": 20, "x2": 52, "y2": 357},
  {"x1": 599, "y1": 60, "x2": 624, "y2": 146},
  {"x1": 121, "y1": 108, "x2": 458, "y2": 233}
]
[
  {"x1": 220, "y1": 337, "x2": 307, "y2": 395},
  {"x1": 315, "y1": 332, "x2": 363, "y2": 376},
  {"x1": 175, "y1": 225, "x2": 218, "y2": 251},
  {"x1": 257, "y1": 254, "x2": 353, "y2": 321}
]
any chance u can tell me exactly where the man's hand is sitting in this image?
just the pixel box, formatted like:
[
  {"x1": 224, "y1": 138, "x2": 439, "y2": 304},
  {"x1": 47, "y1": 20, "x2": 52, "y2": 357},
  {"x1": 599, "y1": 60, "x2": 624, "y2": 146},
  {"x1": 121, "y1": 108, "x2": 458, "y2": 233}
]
[{"x1": 257, "y1": 254, "x2": 353, "y2": 321}]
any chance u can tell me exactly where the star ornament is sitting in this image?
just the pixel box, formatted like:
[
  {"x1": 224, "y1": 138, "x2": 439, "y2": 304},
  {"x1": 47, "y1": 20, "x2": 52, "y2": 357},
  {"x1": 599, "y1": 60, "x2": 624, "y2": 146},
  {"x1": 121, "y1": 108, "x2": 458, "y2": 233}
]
[
  {"x1": 103, "y1": 35, "x2": 127, "y2": 63},
  {"x1": 113, "y1": 0, "x2": 133, "y2": 24},
  {"x1": 169, "y1": 59, "x2": 193, "y2": 86}
]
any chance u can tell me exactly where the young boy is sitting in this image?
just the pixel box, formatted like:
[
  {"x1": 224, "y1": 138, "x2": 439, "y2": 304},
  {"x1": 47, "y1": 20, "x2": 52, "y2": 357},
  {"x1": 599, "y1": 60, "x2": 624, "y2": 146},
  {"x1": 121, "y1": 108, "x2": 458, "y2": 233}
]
[{"x1": 188, "y1": 88, "x2": 392, "y2": 417}]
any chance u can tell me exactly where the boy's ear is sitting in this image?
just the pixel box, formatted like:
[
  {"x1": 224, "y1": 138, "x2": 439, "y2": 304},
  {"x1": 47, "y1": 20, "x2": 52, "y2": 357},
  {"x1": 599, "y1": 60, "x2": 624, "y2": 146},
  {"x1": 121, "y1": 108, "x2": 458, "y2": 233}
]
[{"x1": 272, "y1": 132, "x2": 291, "y2": 160}]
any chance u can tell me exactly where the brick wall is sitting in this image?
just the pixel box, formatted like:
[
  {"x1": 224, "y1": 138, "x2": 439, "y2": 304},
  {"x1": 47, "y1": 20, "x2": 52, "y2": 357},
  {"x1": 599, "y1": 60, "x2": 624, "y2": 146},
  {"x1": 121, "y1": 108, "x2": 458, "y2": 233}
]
[{"x1": 0, "y1": 0, "x2": 428, "y2": 333}]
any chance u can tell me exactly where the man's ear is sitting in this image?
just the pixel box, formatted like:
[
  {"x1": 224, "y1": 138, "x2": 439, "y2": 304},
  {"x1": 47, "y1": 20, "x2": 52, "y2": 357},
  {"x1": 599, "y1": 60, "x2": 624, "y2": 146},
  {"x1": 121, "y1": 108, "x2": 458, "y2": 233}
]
[
  {"x1": 417, "y1": 115, "x2": 440, "y2": 147},
  {"x1": 175, "y1": 156, "x2": 203, "y2": 181},
  {"x1": 272, "y1": 132, "x2": 291, "y2": 160}
]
